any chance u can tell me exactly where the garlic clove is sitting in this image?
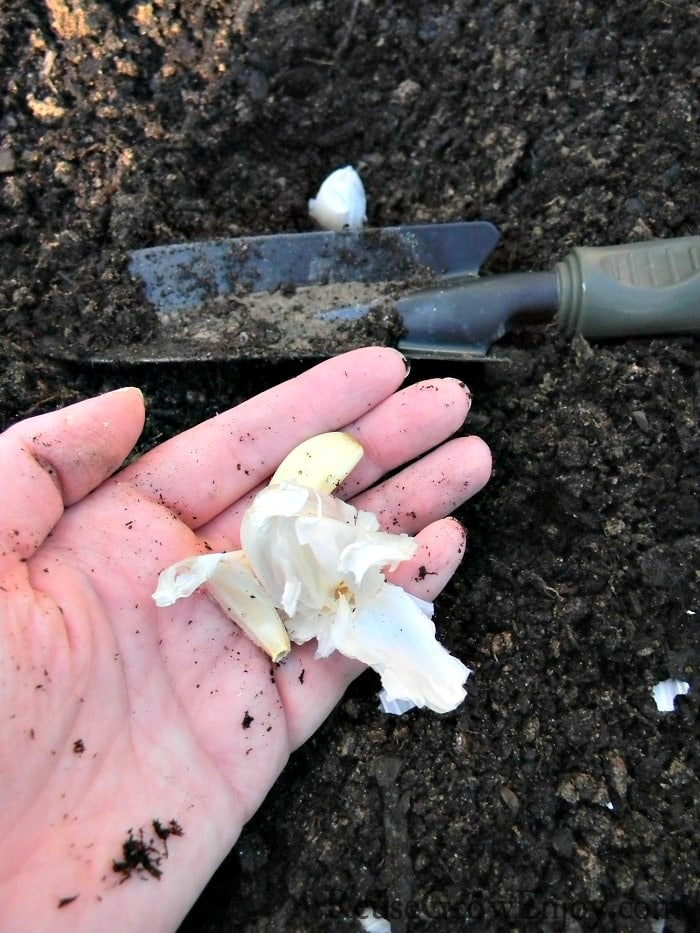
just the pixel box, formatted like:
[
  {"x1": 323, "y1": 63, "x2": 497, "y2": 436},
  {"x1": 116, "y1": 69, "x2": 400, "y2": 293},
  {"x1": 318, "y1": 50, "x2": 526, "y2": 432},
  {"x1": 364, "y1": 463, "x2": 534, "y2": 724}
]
[
  {"x1": 153, "y1": 550, "x2": 291, "y2": 662},
  {"x1": 308, "y1": 165, "x2": 367, "y2": 232},
  {"x1": 270, "y1": 431, "x2": 364, "y2": 493}
]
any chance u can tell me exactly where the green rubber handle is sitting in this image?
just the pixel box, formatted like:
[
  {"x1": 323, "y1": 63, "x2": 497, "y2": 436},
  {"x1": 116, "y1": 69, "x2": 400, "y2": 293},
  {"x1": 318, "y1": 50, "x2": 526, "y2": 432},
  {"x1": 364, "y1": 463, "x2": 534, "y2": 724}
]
[{"x1": 556, "y1": 237, "x2": 700, "y2": 338}]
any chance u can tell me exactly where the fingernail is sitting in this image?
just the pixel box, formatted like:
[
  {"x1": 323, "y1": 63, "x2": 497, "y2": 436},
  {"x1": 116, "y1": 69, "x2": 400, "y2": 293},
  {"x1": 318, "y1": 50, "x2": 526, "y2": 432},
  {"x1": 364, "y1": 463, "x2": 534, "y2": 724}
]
[{"x1": 117, "y1": 386, "x2": 144, "y2": 399}]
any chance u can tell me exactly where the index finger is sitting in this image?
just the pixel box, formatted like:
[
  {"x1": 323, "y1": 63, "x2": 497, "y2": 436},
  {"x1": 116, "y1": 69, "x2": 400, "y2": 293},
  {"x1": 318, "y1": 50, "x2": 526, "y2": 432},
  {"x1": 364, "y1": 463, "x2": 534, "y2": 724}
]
[{"x1": 117, "y1": 347, "x2": 409, "y2": 527}]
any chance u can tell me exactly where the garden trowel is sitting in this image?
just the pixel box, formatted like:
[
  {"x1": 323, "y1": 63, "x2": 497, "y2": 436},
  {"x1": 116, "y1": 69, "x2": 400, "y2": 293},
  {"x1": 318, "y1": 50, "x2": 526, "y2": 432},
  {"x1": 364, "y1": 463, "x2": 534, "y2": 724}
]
[{"x1": 68, "y1": 222, "x2": 700, "y2": 363}]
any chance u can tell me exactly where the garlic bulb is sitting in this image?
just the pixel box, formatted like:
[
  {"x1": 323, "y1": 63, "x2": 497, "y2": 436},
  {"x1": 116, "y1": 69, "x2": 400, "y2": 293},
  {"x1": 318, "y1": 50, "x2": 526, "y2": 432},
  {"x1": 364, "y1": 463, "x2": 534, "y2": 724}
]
[
  {"x1": 153, "y1": 431, "x2": 471, "y2": 715},
  {"x1": 308, "y1": 165, "x2": 367, "y2": 232}
]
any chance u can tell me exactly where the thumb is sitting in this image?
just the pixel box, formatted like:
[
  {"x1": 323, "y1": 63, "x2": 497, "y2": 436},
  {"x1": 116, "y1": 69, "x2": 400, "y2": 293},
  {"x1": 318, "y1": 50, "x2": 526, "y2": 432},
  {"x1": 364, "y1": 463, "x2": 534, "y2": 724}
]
[{"x1": 0, "y1": 387, "x2": 145, "y2": 571}]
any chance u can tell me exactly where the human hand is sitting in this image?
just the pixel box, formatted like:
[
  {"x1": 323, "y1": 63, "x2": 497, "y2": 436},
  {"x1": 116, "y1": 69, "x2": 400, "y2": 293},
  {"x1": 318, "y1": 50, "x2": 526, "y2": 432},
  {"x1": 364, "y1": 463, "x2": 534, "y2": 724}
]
[{"x1": 0, "y1": 348, "x2": 491, "y2": 931}]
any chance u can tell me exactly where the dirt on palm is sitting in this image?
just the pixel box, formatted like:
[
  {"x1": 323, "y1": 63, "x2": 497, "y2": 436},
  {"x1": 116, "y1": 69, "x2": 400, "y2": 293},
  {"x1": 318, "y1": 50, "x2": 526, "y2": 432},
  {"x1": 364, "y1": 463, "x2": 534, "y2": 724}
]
[{"x1": 1, "y1": 1, "x2": 698, "y2": 930}]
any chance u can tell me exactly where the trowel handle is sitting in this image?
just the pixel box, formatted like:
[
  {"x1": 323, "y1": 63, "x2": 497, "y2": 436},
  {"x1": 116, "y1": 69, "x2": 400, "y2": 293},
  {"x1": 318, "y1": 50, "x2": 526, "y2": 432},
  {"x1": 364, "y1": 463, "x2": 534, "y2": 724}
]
[{"x1": 556, "y1": 236, "x2": 700, "y2": 338}]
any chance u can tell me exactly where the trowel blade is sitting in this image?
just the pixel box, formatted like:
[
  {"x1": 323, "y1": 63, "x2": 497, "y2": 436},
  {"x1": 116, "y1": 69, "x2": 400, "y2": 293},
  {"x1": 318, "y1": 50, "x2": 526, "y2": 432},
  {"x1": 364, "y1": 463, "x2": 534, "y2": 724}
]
[{"x1": 128, "y1": 221, "x2": 500, "y2": 312}]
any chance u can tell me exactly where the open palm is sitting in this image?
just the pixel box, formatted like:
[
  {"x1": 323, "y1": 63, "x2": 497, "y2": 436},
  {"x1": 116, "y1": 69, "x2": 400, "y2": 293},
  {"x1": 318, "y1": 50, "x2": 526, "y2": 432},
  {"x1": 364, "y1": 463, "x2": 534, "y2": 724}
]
[{"x1": 0, "y1": 348, "x2": 491, "y2": 931}]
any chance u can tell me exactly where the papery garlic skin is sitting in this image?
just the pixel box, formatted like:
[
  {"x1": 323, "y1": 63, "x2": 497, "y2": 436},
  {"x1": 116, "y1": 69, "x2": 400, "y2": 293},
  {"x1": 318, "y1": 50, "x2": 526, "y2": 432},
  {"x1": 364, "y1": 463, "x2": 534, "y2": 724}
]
[
  {"x1": 308, "y1": 165, "x2": 367, "y2": 232},
  {"x1": 357, "y1": 907, "x2": 392, "y2": 933},
  {"x1": 241, "y1": 482, "x2": 470, "y2": 714},
  {"x1": 652, "y1": 678, "x2": 690, "y2": 712}
]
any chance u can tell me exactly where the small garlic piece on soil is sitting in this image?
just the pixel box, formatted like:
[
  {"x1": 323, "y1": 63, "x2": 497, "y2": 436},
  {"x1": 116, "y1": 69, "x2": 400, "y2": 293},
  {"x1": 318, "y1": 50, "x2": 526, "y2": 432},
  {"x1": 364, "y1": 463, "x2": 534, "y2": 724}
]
[
  {"x1": 308, "y1": 165, "x2": 367, "y2": 232},
  {"x1": 357, "y1": 907, "x2": 392, "y2": 932},
  {"x1": 652, "y1": 678, "x2": 690, "y2": 712}
]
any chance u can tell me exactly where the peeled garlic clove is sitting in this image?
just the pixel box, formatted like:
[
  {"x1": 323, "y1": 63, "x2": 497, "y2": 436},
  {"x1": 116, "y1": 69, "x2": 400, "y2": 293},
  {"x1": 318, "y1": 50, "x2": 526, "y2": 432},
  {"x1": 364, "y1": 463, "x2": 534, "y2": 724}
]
[
  {"x1": 308, "y1": 165, "x2": 367, "y2": 232},
  {"x1": 270, "y1": 431, "x2": 364, "y2": 493}
]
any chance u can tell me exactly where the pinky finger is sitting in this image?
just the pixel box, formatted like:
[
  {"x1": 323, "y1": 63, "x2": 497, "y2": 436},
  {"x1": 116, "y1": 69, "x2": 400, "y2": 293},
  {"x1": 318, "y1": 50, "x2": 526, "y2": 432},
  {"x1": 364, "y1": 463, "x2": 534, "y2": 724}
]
[{"x1": 387, "y1": 516, "x2": 468, "y2": 601}]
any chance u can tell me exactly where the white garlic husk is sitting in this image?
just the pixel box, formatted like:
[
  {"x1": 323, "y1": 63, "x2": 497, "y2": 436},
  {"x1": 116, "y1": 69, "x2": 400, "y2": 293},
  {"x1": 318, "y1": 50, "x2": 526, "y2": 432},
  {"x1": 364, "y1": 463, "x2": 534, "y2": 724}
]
[{"x1": 308, "y1": 165, "x2": 367, "y2": 232}]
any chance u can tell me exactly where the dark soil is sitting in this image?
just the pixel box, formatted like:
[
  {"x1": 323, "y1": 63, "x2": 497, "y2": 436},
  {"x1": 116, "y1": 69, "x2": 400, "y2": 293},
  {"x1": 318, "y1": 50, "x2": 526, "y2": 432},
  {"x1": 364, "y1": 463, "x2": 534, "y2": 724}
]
[{"x1": 1, "y1": 2, "x2": 698, "y2": 930}]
